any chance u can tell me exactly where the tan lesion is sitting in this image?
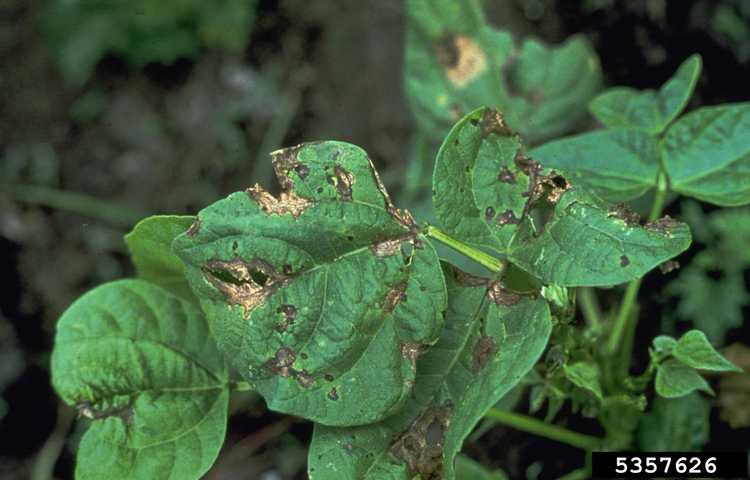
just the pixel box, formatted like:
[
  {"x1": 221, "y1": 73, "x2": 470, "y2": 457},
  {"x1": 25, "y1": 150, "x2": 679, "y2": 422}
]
[
  {"x1": 203, "y1": 258, "x2": 283, "y2": 318},
  {"x1": 434, "y1": 35, "x2": 488, "y2": 88},
  {"x1": 247, "y1": 184, "x2": 311, "y2": 219}
]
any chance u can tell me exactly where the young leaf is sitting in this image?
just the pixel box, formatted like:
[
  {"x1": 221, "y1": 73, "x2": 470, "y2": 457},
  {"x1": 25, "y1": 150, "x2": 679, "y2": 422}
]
[
  {"x1": 508, "y1": 188, "x2": 692, "y2": 286},
  {"x1": 652, "y1": 335, "x2": 678, "y2": 358},
  {"x1": 308, "y1": 265, "x2": 552, "y2": 480},
  {"x1": 589, "y1": 55, "x2": 702, "y2": 134},
  {"x1": 655, "y1": 359, "x2": 713, "y2": 398},
  {"x1": 563, "y1": 362, "x2": 603, "y2": 400},
  {"x1": 454, "y1": 455, "x2": 508, "y2": 480},
  {"x1": 662, "y1": 102, "x2": 750, "y2": 206},
  {"x1": 637, "y1": 393, "x2": 710, "y2": 451},
  {"x1": 673, "y1": 330, "x2": 742, "y2": 372},
  {"x1": 405, "y1": 0, "x2": 600, "y2": 145},
  {"x1": 432, "y1": 107, "x2": 530, "y2": 254},
  {"x1": 51, "y1": 280, "x2": 229, "y2": 480},
  {"x1": 530, "y1": 128, "x2": 660, "y2": 202},
  {"x1": 125, "y1": 215, "x2": 196, "y2": 300},
  {"x1": 174, "y1": 141, "x2": 447, "y2": 427}
]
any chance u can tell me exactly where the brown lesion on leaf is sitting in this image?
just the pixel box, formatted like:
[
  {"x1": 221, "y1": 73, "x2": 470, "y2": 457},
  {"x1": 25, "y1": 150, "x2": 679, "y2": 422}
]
[
  {"x1": 75, "y1": 401, "x2": 134, "y2": 424},
  {"x1": 186, "y1": 218, "x2": 201, "y2": 236},
  {"x1": 480, "y1": 108, "x2": 514, "y2": 137},
  {"x1": 275, "y1": 304, "x2": 297, "y2": 332},
  {"x1": 388, "y1": 206, "x2": 418, "y2": 231},
  {"x1": 645, "y1": 215, "x2": 680, "y2": 234},
  {"x1": 498, "y1": 165, "x2": 517, "y2": 184},
  {"x1": 390, "y1": 405, "x2": 452, "y2": 479},
  {"x1": 452, "y1": 266, "x2": 489, "y2": 287},
  {"x1": 401, "y1": 342, "x2": 422, "y2": 371},
  {"x1": 327, "y1": 387, "x2": 339, "y2": 401},
  {"x1": 332, "y1": 165, "x2": 355, "y2": 201},
  {"x1": 371, "y1": 238, "x2": 404, "y2": 258},
  {"x1": 434, "y1": 35, "x2": 487, "y2": 88},
  {"x1": 487, "y1": 281, "x2": 522, "y2": 306},
  {"x1": 472, "y1": 335, "x2": 498, "y2": 372},
  {"x1": 659, "y1": 260, "x2": 680, "y2": 274},
  {"x1": 265, "y1": 346, "x2": 315, "y2": 388},
  {"x1": 620, "y1": 255, "x2": 630, "y2": 267},
  {"x1": 607, "y1": 203, "x2": 641, "y2": 227},
  {"x1": 497, "y1": 209, "x2": 520, "y2": 227},
  {"x1": 247, "y1": 184, "x2": 311, "y2": 219},
  {"x1": 270, "y1": 143, "x2": 307, "y2": 190},
  {"x1": 203, "y1": 257, "x2": 285, "y2": 318},
  {"x1": 384, "y1": 282, "x2": 408, "y2": 313}
]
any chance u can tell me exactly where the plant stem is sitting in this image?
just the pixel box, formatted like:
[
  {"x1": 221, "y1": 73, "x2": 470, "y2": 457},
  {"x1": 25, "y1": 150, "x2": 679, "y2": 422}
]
[
  {"x1": 606, "y1": 174, "x2": 669, "y2": 361},
  {"x1": 485, "y1": 408, "x2": 603, "y2": 451},
  {"x1": 425, "y1": 225, "x2": 506, "y2": 274},
  {"x1": 5, "y1": 184, "x2": 146, "y2": 227},
  {"x1": 31, "y1": 404, "x2": 75, "y2": 480},
  {"x1": 578, "y1": 287, "x2": 601, "y2": 328}
]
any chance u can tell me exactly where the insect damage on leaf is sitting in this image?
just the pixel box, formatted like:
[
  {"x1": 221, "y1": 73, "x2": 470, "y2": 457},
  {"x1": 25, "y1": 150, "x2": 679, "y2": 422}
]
[
  {"x1": 330, "y1": 165, "x2": 355, "y2": 200},
  {"x1": 203, "y1": 258, "x2": 285, "y2": 318},
  {"x1": 480, "y1": 108, "x2": 514, "y2": 137},
  {"x1": 270, "y1": 143, "x2": 309, "y2": 189},
  {"x1": 390, "y1": 405, "x2": 453, "y2": 479},
  {"x1": 434, "y1": 35, "x2": 487, "y2": 88},
  {"x1": 247, "y1": 184, "x2": 311, "y2": 219}
]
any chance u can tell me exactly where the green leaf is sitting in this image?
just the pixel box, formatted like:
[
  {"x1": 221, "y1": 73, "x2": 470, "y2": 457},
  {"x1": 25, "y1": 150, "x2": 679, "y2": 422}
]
[
  {"x1": 455, "y1": 455, "x2": 508, "y2": 480},
  {"x1": 405, "y1": 0, "x2": 600, "y2": 146},
  {"x1": 432, "y1": 108, "x2": 530, "y2": 254},
  {"x1": 125, "y1": 215, "x2": 196, "y2": 300},
  {"x1": 637, "y1": 393, "x2": 710, "y2": 451},
  {"x1": 308, "y1": 265, "x2": 552, "y2": 480},
  {"x1": 563, "y1": 362, "x2": 603, "y2": 400},
  {"x1": 655, "y1": 359, "x2": 713, "y2": 398},
  {"x1": 530, "y1": 128, "x2": 660, "y2": 202},
  {"x1": 663, "y1": 102, "x2": 750, "y2": 206},
  {"x1": 508, "y1": 188, "x2": 692, "y2": 286},
  {"x1": 673, "y1": 330, "x2": 742, "y2": 372},
  {"x1": 174, "y1": 141, "x2": 447, "y2": 426},
  {"x1": 598, "y1": 395, "x2": 646, "y2": 450},
  {"x1": 589, "y1": 55, "x2": 702, "y2": 134},
  {"x1": 51, "y1": 280, "x2": 229, "y2": 480},
  {"x1": 652, "y1": 335, "x2": 678, "y2": 357}
]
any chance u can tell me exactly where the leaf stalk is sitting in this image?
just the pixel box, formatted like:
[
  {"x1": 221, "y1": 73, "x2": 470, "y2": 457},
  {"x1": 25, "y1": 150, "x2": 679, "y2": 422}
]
[
  {"x1": 425, "y1": 225, "x2": 506, "y2": 274},
  {"x1": 484, "y1": 408, "x2": 603, "y2": 451}
]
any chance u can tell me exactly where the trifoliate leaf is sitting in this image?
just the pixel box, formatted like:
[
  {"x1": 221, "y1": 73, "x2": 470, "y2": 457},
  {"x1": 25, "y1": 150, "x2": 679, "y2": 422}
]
[
  {"x1": 663, "y1": 102, "x2": 750, "y2": 206},
  {"x1": 637, "y1": 392, "x2": 710, "y2": 451},
  {"x1": 530, "y1": 128, "x2": 660, "y2": 202},
  {"x1": 589, "y1": 55, "x2": 702, "y2": 134},
  {"x1": 51, "y1": 280, "x2": 229, "y2": 480},
  {"x1": 125, "y1": 215, "x2": 196, "y2": 300},
  {"x1": 673, "y1": 330, "x2": 742, "y2": 372},
  {"x1": 308, "y1": 265, "x2": 552, "y2": 480},
  {"x1": 174, "y1": 141, "x2": 447, "y2": 426},
  {"x1": 563, "y1": 362, "x2": 603, "y2": 400},
  {"x1": 655, "y1": 359, "x2": 713, "y2": 398}
]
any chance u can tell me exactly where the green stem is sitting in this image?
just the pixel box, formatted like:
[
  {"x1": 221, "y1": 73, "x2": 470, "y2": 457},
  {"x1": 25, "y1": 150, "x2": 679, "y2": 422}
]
[
  {"x1": 485, "y1": 408, "x2": 603, "y2": 451},
  {"x1": 606, "y1": 174, "x2": 669, "y2": 362},
  {"x1": 5, "y1": 184, "x2": 145, "y2": 227},
  {"x1": 577, "y1": 287, "x2": 601, "y2": 328},
  {"x1": 425, "y1": 225, "x2": 505, "y2": 274}
]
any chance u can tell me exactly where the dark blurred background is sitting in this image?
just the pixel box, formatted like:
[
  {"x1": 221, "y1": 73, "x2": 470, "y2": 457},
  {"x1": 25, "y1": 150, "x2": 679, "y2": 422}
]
[{"x1": 1, "y1": 0, "x2": 749, "y2": 479}]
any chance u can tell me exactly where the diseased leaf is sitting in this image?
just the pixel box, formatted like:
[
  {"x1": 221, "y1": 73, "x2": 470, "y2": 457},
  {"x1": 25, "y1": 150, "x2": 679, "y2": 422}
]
[
  {"x1": 405, "y1": 0, "x2": 600, "y2": 146},
  {"x1": 663, "y1": 102, "x2": 750, "y2": 206},
  {"x1": 308, "y1": 265, "x2": 552, "y2": 480},
  {"x1": 673, "y1": 330, "x2": 742, "y2": 372},
  {"x1": 637, "y1": 393, "x2": 710, "y2": 451},
  {"x1": 432, "y1": 107, "x2": 531, "y2": 254},
  {"x1": 655, "y1": 359, "x2": 713, "y2": 398},
  {"x1": 563, "y1": 362, "x2": 603, "y2": 400},
  {"x1": 530, "y1": 128, "x2": 660, "y2": 202},
  {"x1": 51, "y1": 280, "x2": 229, "y2": 480},
  {"x1": 174, "y1": 141, "x2": 447, "y2": 426},
  {"x1": 125, "y1": 215, "x2": 196, "y2": 300},
  {"x1": 589, "y1": 55, "x2": 702, "y2": 134},
  {"x1": 508, "y1": 188, "x2": 692, "y2": 286},
  {"x1": 455, "y1": 455, "x2": 508, "y2": 480}
]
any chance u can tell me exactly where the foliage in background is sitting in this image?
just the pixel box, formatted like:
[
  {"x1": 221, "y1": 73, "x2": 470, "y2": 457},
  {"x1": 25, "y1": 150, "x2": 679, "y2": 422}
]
[{"x1": 40, "y1": 0, "x2": 258, "y2": 86}]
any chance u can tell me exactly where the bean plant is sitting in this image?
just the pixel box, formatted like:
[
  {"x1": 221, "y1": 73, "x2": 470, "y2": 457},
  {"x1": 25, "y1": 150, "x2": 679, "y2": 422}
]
[{"x1": 50, "y1": 1, "x2": 749, "y2": 479}]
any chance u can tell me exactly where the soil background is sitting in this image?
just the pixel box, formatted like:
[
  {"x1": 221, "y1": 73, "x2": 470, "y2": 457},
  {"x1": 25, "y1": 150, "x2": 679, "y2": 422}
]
[{"x1": 1, "y1": 1, "x2": 749, "y2": 479}]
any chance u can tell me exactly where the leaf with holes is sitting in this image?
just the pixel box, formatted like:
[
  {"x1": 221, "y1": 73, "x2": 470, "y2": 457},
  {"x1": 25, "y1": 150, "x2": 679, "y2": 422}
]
[
  {"x1": 405, "y1": 0, "x2": 600, "y2": 146},
  {"x1": 530, "y1": 128, "x2": 660, "y2": 202},
  {"x1": 507, "y1": 187, "x2": 692, "y2": 287},
  {"x1": 125, "y1": 215, "x2": 196, "y2": 300},
  {"x1": 663, "y1": 102, "x2": 750, "y2": 206},
  {"x1": 308, "y1": 264, "x2": 552, "y2": 480},
  {"x1": 51, "y1": 280, "x2": 229, "y2": 480},
  {"x1": 590, "y1": 55, "x2": 702, "y2": 134},
  {"x1": 173, "y1": 141, "x2": 447, "y2": 426}
]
